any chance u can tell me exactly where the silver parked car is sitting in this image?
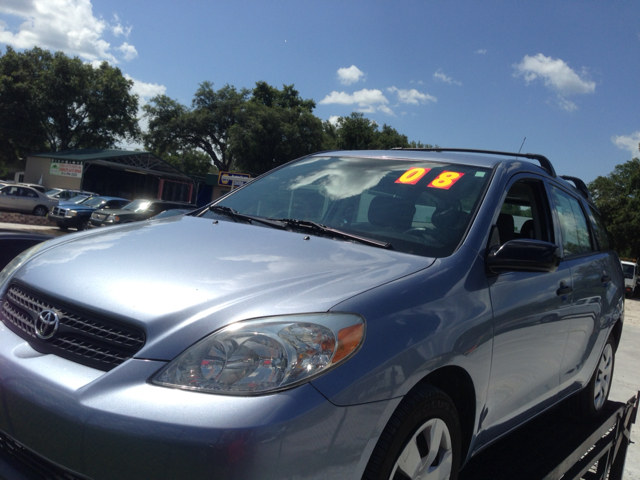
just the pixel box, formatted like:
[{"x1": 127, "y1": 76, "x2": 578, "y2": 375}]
[
  {"x1": 0, "y1": 184, "x2": 58, "y2": 216},
  {"x1": 0, "y1": 149, "x2": 624, "y2": 479}
]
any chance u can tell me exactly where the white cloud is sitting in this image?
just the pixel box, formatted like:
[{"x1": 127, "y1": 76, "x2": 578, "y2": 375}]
[
  {"x1": 337, "y1": 65, "x2": 365, "y2": 85},
  {"x1": 513, "y1": 53, "x2": 595, "y2": 95},
  {"x1": 612, "y1": 132, "x2": 640, "y2": 157},
  {"x1": 476, "y1": 49, "x2": 487, "y2": 54},
  {"x1": 433, "y1": 69, "x2": 462, "y2": 86},
  {"x1": 388, "y1": 87, "x2": 437, "y2": 105},
  {"x1": 111, "y1": 14, "x2": 131, "y2": 38},
  {"x1": 556, "y1": 96, "x2": 577, "y2": 112},
  {"x1": 319, "y1": 88, "x2": 389, "y2": 109},
  {"x1": 125, "y1": 74, "x2": 166, "y2": 104},
  {"x1": 0, "y1": 0, "x2": 136, "y2": 63},
  {"x1": 328, "y1": 116, "x2": 340, "y2": 126},
  {"x1": 117, "y1": 42, "x2": 137, "y2": 61}
]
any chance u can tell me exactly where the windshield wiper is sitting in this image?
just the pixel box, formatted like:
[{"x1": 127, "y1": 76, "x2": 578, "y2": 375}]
[
  {"x1": 209, "y1": 205, "x2": 286, "y2": 229},
  {"x1": 275, "y1": 219, "x2": 392, "y2": 249}
]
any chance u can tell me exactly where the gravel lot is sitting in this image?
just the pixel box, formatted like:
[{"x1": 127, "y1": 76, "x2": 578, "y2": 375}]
[{"x1": 611, "y1": 296, "x2": 640, "y2": 480}]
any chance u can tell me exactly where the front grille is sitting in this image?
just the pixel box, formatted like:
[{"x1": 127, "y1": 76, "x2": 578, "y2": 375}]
[
  {"x1": 51, "y1": 206, "x2": 67, "y2": 216},
  {"x1": 91, "y1": 212, "x2": 106, "y2": 221},
  {"x1": 1, "y1": 284, "x2": 145, "y2": 371},
  {"x1": 0, "y1": 428, "x2": 90, "y2": 480}
]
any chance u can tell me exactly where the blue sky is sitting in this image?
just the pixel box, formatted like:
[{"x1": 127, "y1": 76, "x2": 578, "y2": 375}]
[{"x1": 0, "y1": 0, "x2": 638, "y2": 182}]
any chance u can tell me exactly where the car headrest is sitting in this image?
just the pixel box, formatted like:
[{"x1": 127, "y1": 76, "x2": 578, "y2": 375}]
[{"x1": 368, "y1": 196, "x2": 416, "y2": 231}]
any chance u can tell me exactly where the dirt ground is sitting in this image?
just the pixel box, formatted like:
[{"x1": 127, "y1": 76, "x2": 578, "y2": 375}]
[{"x1": 625, "y1": 294, "x2": 640, "y2": 324}]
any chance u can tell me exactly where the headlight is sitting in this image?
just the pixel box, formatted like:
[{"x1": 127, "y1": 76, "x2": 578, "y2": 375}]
[
  {"x1": 106, "y1": 215, "x2": 119, "y2": 222},
  {"x1": 67, "y1": 210, "x2": 78, "y2": 217},
  {"x1": 152, "y1": 313, "x2": 365, "y2": 395},
  {"x1": 0, "y1": 242, "x2": 49, "y2": 290}
]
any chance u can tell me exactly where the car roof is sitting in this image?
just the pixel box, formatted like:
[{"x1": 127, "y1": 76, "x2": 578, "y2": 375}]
[{"x1": 315, "y1": 149, "x2": 552, "y2": 173}]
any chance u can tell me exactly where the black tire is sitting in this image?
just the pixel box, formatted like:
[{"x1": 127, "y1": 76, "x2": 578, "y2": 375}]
[
  {"x1": 362, "y1": 384, "x2": 461, "y2": 480},
  {"x1": 566, "y1": 335, "x2": 615, "y2": 420},
  {"x1": 32, "y1": 205, "x2": 48, "y2": 216},
  {"x1": 77, "y1": 220, "x2": 90, "y2": 231}
]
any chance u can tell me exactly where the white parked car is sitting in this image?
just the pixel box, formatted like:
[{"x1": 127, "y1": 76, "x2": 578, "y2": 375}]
[{"x1": 0, "y1": 184, "x2": 58, "y2": 216}]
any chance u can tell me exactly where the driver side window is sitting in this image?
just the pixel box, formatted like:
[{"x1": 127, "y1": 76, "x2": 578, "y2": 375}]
[{"x1": 493, "y1": 179, "x2": 553, "y2": 247}]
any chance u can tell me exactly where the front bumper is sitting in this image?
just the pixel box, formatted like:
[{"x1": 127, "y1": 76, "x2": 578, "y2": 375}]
[
  {"x1": 0, "y1": 323, "x2": 388, "y2": 480},
  {"x1": 47, "y1": 213, "x2": 83, "y2": 228}
]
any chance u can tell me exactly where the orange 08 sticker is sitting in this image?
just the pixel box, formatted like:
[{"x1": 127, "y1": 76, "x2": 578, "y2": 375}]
[
  {"x1": 395, "y1": 167, "x2": 431, "y2": 185},
  {"x1": 428, "y1": 171, "x2": 464, "y2": 189}
]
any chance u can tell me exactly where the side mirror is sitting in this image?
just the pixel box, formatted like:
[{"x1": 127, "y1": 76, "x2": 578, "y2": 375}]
[{"x1": 487, "y1": 239, "x2": 561, "y2": 274}]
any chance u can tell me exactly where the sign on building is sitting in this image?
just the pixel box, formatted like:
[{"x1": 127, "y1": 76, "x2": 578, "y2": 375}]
[
  {"x1": 218, "y1": 172, "x2": 251, "y2": 189},
  {"x1": 50, "y1": 159, "x2": 83, "y2": 178}
]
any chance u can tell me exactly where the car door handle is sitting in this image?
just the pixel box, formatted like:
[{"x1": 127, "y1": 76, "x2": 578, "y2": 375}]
[
  {"x1": 557, "y1": 284, "x2": 573, "y2": 296},
  {"x1": 601, "y1": 275, "x2": 611, "y2": 283}
]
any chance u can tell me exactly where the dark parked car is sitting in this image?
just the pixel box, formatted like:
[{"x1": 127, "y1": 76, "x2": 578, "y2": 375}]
[
  {"x1": 90, "y1": 199, "x2": 196, "y2": 226},
  {"x1": 0, "y1": 149, "x2": 624, "y2": 480},
  {"x1": 45, "y1": 188, "x2": 98, "y2": 201},
  {"x1": 48, "y1": 196, "x2": 130, "y2": 231}
]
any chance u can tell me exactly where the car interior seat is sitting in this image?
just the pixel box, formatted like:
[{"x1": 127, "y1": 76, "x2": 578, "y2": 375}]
[
  {"x1": 368, "y1": 196, "x2": 416, "y2": 232},
  {"x1": 497, "y1": 213, "x2": 515, "y2": 244}
]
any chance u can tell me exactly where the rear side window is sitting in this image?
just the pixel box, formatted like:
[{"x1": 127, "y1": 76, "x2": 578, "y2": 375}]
[
  {"x1": 550, "y1": 186, "x2": 593, "y2": 256},
  {"x1": 585, "y1": 205, "x2": 612, "y2": 251}
]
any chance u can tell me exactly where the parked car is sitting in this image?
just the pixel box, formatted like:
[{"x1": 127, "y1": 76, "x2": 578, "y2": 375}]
[
  {"x1": 48, "y1": 196, "x2": 130, "y2": 231},
  {"x1": 45, "y1": 188, "x2": 98, "y2": 201},
  {"x1": 620, "y1": 258, "x2": 638, "y2": 297},
  {"x1": 90, "y1": 198, "x2": 196, "y2": 227},
  {"x1": 57, "y1": 194, "x2": 94, "y2": 206},
  {"x1": 17, "y1": 183, "x2": 46, "y2": 193},
  {"x1": 0, "y1": 149, "x2": 624, "y2": 480},
  {"x1": 0, "y1": 184, "x2": 58, "y2": 216}
]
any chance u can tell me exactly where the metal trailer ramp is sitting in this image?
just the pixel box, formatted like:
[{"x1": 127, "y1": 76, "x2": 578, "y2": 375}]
[{"x1": 460, "y1": 393, "x2": 638, "y2": 480}]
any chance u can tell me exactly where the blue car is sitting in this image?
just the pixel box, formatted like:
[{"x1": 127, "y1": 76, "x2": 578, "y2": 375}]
[
  {"x1": 48, "y1": 196, "x2": 130, "y2": 230},
  {"x1": 0, "y1": 149, "x2": 624, "y2": 479}
]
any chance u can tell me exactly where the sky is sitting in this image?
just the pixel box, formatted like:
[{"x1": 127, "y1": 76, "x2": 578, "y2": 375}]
[{"x1": 0, "y1": 0, "x2": 638, "y2": 183}]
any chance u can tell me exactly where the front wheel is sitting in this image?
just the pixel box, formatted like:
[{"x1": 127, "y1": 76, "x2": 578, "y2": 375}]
[{"x1": 363, "y1": 384, "x2": 461, "y2": 480}]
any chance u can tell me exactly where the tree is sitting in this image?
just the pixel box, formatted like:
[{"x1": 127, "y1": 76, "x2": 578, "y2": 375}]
[
  {"x1": 144, "y1": 81, "x2": 325, "y2": 176},
  {"x1": 325, "y1": 112, "x2": 433, "y2": 150},
  {"x1": 589, "y1": 157, "x2": 640, "y2": 257},
  {"x1": 229, "y1": 82, "x2": 324, "y2": 175},
  {"x1": 0, "y1": 46, "x2": 140, "y2": 167},
  {"x1": 143, "y1": 82, "x2": 249, "y2": 172}
]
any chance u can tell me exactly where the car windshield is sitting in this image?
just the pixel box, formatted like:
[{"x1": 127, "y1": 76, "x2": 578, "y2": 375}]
[
  {"x1": 201, "y1": 155, "x2": 492, "y2": 257},
  {"x1": 45, "y1": 189, "x2": 62, "y2": 196},
  {"x1": 83, "y1": 197, "x2": 107, "y2": 208},
  {"x1": 123, "y1": 199, "x2": 152, "y2": 212},
  {"x1": 622, "y1": 263, "x2": 635, "y2": 278},
  {"x1": 67, "y1": 195, "x2": 90, "y2": 204}
]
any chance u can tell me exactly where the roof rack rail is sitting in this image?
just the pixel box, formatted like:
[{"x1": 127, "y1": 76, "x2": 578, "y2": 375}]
[
  {"x1": 560, "y1": 175, "x2": 592, "y2": 200},
  {"x1": 390, "y1": 147, "x2": 557, "y2": 178}
]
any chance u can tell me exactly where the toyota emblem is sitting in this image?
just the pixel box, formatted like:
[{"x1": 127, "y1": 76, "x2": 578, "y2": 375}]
[{"x1": 35, "y1": 309, "x2": 60, "y2": 339}]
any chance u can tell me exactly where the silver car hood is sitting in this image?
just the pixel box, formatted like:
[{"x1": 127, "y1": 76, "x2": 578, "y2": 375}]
[{"x1": 11, "y1": 215, "x2": 434, "y2": 358}]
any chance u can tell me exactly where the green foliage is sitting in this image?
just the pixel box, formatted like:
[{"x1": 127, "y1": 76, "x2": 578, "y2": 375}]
[
  {"x1": 152, "y1": 147, "x2": 214, "y2": 178},
  {"x1": 143, "y1": 84, "x2": 434, "y2": 178},
  {"x1": 589, "y1": 157, "x2": 640, "y2": 257},
  {"x1": 229, "y1": 83, "x2": 324, "y2": 175},
  {"x1": 0, "y1": 46, "x2": 140, "y2": 166},
  {"x1": 144, "y1": 81, "x2": 324, "y2": 176},
  {"x1": 143, "y1": 82, "x2": 250, "y2": 172},
  {"x1": 324, "y1": 112, "x2": 432, "y2": 150}
]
